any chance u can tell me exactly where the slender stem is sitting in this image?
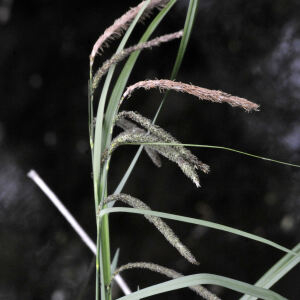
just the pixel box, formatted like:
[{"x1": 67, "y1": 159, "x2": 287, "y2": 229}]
[
  {"x1": 100, "y1": 213, "x2": 112, "y2": 299},
  {"x1": 97, "y1": 172, "x2": 112, "y2": 300},
  {"x1": 92, "y1": 2, "x2": 177, "y2": 299},
  {"x1": 90, "y1": 45, "x2": 112, "y2": 300},
  {"x1": 96, "y1": 222, "x2": 100, "y2": 300},
  {"x1": 92, "y1": 3, "x2": 152, "y2": 298}
]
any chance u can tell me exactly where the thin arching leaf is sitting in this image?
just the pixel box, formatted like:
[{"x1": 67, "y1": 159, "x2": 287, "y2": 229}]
[
  {"x1": 98, "y1": 207, "x2": 299, "y2": 257},
  {"x1": 240, "y1": 243, "x2": 300, "y2": 300},
  {"x1": 123, "y1": 142, "x2": 300, "y2": 169},
  {"x1": 111, "y1": 248, "x2": 121, "y2": 274},
  {"x1": 116, "y1": 273, "x2": 287, "y2": 300}
]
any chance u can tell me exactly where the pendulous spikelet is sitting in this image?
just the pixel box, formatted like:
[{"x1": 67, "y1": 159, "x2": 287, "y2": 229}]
[
  {"x1": 92, "y1": 30, "x2": 183, "y2": 91},
  {"x1": 115, "y1": 117, "x2": 162, "y2": 167},
  {"x1": 104, "y1": 194, "x2": 199, "y2": 265},
  {"x1": 112, "y1": 262, "x2": 221, "y2": 300},
  {"x1": 90, "y1": 0, "x2": 169, "y2": 67},
  {"x1": 122, "y1": 79, "x2": 259, "y2": 112},
  {"x1": 116, "y1": 110, "x2": 210, "y2": 173},
  {"x1": 101, "y1": 127, "x2": 160, "y2": 164},
  {"x1": 151, "y1": 143, "x2": 201, "y2": 187},
  {"x1": 102, "y1": 125, "x2": 203, "y2": 187}
]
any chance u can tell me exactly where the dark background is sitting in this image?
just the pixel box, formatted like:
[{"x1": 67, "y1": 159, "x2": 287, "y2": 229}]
[{"x1": 0, "y1": 0, "x2": 300, "y2": 299}]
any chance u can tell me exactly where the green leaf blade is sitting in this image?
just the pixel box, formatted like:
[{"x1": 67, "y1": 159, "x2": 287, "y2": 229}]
[
  {"x1": 111, "y1": 248, "x2": 121, "y2": 274},
  {"x1": 240, "y1": 243, "x2": 300, "y2": 300},
  {"x1": 121, "y1": 142, "x2": 300, "y2": 169},
  {"x1": 116, "y1": 273, "x2": 287, "y2": 300},
  {"x1": 99, "y1": 207, "x2": 299, "y2": 257}
]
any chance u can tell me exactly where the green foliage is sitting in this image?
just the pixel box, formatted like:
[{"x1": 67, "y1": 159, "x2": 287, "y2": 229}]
[
  {"x1": 89, "y1": 1, "x2": 299, "y2": 299},
  {"x1": 117, "y1": 274, "x2": 287, "y2": 300}
]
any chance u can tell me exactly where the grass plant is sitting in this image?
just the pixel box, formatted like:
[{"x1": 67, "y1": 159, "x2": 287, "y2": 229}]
[{"x1": 89, "y1": 1, "x2": 300, "y2": 299}]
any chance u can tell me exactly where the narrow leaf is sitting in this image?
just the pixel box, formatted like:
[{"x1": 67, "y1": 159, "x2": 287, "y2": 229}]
[
  {"x1": 116, "y1": 273, "x2": 287, "y2": 300},
  {"x1": 111, "y1": 248, "x2": 121, "y2": 274},
  {"x1": 113, "y1": 262, "x2": 219, "y2": 300},
  {"x1": 124, "y1": 142, "x2": 300, "y2": 169},
  {"x1": 98, "y1": 207, "x2": 299, "y2": 257},
  {"x1": 104, "y1": 194, "x2": 199, "y2": 265},
  {"x1": 240, "y1": 243, "x2": 300, "y2": 300}
]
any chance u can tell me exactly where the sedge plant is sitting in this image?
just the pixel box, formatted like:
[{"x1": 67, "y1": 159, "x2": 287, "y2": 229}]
[{"x1": 88, "y1": 1, "x2": 300, "y2": 300}]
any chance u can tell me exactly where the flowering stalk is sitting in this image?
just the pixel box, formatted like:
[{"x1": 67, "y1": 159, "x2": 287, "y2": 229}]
[
  {"x1": 115, "y1": 118, "x2": 162, "y2": 167},
  {"x1": 103, "y1": 194, "x2": 199, "y2": 265},
  {"x1": 92, "y1": 30, "x2": 183, "y2": 91},
  {"x1": 112, "y1": 262, "x2": 221, "y2": 300},
  {"x1": 122, "y1": 79, "x2": 259, "y2": 112},
  {"x1": 103, "y1": 120, "x2": 206, "y2": 187},
  {"x1": 116, "y1": 110, "x2": 209, "y2": 173},
  {"x1": 90, "y1": 0, "x2": 169, "y2": 68}
]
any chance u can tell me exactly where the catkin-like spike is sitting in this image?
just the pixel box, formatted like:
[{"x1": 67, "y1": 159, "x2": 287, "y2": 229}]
[
  {"x1": 92, "y1": 31, "x2": 183, "y2": 90},
  {"x1": 122, "y1": 79, "x2": 259, "y2": 112},
  {"x1": 113, "y1": 262, "x2": 221, "y2": 300},
  {"x1": 116, "y1": 111, "x2": 210, "y2": 173},
  {"x1": 115, "y1": 119, "x2": 162, "y2": 167},
  {"x1": 152, "y1": 144, "x2": 201, "y2": 187},
  {"x1": 104, "y1": 194, "x2": 199, "y2": 265},
  {"x1": 90, "y1": 0, "x2": 169, "y2": 66},
  {"x1": 101, "y1": 128, "x2": 159, "y2": 164},
  {"x1": 102, "y1": 129, "x2": 201, "y2": 187}
]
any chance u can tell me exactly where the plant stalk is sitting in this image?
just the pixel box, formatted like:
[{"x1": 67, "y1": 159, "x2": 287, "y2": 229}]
[
  {"x1": 96, "y1": 174, "x2": 112, "y2": 300},
  {"x1": 100, "y1": 212, "x2": 112, "y2": 300}
]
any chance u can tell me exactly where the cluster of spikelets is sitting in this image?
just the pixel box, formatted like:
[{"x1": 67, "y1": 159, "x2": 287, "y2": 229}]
[
  {"x1": 101, "y1": 85, "x2": 258, "y2": 187},
  {"x1": 101, "y1": 194, "x2": 221, "y2": 300},
  {"x1": 90, "y1": 0, "x2": 171, "y2": 67},
  {"x1": 92, "y1": 31, "x2": 183, "y2": 91},
  {"x1": 112, "y1": 262, "x2": 221, "y2": 300},
  {"x1": 101, "y1": 110, "x2": 210, "y2": 187},
  {"x1": 91, "y1": 1, "x2": 259, "y2": 299},
  {"x1": 103, "y1": 194, "x2": 199, "y2": 265}
]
